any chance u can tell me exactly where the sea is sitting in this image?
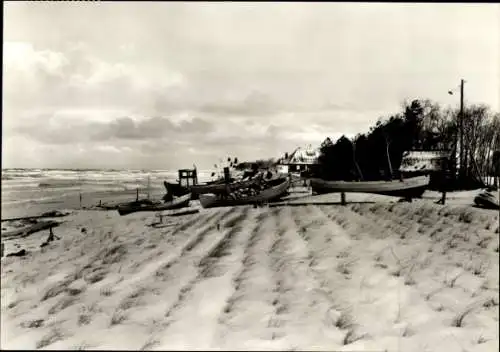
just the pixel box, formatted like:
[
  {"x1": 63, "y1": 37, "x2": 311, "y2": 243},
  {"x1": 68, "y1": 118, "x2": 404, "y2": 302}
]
[{"x1": 1, "y1": 168, "x2": 215, "y2": 219}]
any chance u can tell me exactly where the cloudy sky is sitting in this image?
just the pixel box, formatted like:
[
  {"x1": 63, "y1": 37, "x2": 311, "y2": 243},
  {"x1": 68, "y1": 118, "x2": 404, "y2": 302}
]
[{"x1": 3, "y1": 2, "x2": 499, "y2": 170}]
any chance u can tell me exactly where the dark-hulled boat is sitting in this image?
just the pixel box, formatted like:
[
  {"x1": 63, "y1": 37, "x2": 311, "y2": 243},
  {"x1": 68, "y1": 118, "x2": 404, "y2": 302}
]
[
  {"x1": 117, "y1": 193, "x2": 191, "y2": 216},
  {"x1": 310, "y1": 175, "x2": 430, "y2": 198},
  {"x1": 190, "y1": 176, "x2": 263, "y2": 195},
  {"x1": 163, "y1": 181, "x2": 190, "y2": 197},
  {"x1": 199, "y1": 178, "x2": 290, "y2": 208}
]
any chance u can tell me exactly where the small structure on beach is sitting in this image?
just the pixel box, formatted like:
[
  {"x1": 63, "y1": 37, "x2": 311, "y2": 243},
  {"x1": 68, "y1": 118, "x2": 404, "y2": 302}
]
[
  {"x1": 278, "y1": 145, "x2": 320, "y2": 175},
  {"x1": 399, "y1": 150, "x2": 453, "y2": 189}
]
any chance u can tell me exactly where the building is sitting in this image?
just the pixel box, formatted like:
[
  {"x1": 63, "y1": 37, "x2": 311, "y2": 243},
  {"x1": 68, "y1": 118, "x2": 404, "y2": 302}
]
[
  {"x1": 399, "y1": 150, "x2": 453, "y2": 189},
  {"x1": 278, "y1": 145, "x2": 320, "y2": 175}
]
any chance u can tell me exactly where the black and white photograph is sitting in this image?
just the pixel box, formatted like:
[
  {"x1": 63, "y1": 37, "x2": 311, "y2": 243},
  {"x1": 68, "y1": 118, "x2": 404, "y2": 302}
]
[{"x1": 2, "y1": 2, "x2": 499, "y2": 351}]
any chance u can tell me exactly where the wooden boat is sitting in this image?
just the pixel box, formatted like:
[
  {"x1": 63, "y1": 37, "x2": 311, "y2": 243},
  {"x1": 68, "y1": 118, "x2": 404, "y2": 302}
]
[
  {"x1": 199, "y1": 178, "x2": 290, "y2": 209},
  {"x1": 474, "y1": 191, "x2": 499, "y2": 210},
  {"x1": 310, "y1": 175, "x2": 430, "y2": 198},
  {"x1": 117, "y1": 193, "x2": 191, "y2": 216},
  {"x1": 163, "y1": 181, "x2": 190, "y2": 197},
  {"x1": 190, "y1": 176, "x2": 262, "y2": 195}
]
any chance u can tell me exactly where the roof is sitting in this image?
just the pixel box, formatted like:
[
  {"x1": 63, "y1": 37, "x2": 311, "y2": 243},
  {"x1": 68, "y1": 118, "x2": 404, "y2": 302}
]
[
  {"x1": 282, "y1": 145, "x2": 320, "y2": 165},
  {"x1": 399, "y1": 150, "x2": 451, "y2": 172},
  {"x1": 401, "y1": 150, "x2": 452, "y2": 159}
]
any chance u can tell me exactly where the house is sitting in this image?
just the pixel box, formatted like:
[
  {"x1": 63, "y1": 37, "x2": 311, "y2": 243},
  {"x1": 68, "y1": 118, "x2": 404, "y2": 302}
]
[
  {"x1": 399, "y1": 150, "x2": 454, "y2": 189},
  {"x1": 278, "y1": 145, "x2": 320, "y2": 175}
]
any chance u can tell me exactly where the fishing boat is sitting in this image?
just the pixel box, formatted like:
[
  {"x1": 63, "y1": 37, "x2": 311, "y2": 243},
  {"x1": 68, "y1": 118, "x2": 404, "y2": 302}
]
[
  {"x1": 163, "y1": 176, "x2": 257, "y2": 199},
  {"x1": 474, "y1": 190, "x2": 499, "y2": 210},
  {"x1": 310, "y1": 175, "x2": 430, "y2": 198},
  {"x1": 199, "y1": 177, "x2": 290, "y2": 209},
  {"x1": 190, "y1": 175, "x2": 263, "y2": 195},
  {"x1": 163, "y1": 181, "x2": 190, "y2": 197},
  {"x1": 117, "y1": 193, "x2": 191, "y2": 216}
]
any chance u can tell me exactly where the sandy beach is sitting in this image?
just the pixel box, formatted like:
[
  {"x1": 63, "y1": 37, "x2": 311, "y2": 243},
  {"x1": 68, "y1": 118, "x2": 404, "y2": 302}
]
[{"x1": 1, "y1": 189, "x2": 498, "y2": 351}]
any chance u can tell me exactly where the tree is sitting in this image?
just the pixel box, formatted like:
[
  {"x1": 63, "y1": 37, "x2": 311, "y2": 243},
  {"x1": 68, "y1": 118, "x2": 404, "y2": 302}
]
[
  {"x1": 382, "y1": 130, "x2": 393, "y2": 177},
  {"x1": 351, "y1": 139, "x2": 364, "y2": 180},
  {"x1": 317, "y1": 98, "x2": 498, "y2": 187}
]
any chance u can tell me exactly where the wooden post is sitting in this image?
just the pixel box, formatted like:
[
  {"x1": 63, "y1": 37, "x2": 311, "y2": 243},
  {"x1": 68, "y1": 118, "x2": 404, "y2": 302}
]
[
  {"x1": 341, "y1": 192, "x2": 346, "y2": 206},
  {"x1": 136, "y1": 188, "x2": 139, "y2": 202},
  {"x1": 440, "y1": 191, "x2": 446, "y2": 205},
  {"x1": 1, "y1": 243, "x2": 4, "y2": 257},
  {"x1": 223, "y1": 167, "x2": 230, "y2": 184},
  {"x1": 79, "y1": 193, "x2": 82, "y2": 209},
  {"x1": 147, "y1": 175, "x2": 151, "y2": 200}
]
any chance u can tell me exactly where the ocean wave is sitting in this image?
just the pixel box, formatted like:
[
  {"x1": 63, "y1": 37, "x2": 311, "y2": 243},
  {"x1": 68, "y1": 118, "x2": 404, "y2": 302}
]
[
  {"x1": 38, "y1": 181, "x2": 85, "y2": 188},
  {"x1": 2, "y1": 172, "x2": 44, "y2": 180},
  {"x1": 1, "y1": 182, "x2": 44, "y2": 190},
  {"x1": 2, "y1": 169, "x2": 183, "y2": 188}
]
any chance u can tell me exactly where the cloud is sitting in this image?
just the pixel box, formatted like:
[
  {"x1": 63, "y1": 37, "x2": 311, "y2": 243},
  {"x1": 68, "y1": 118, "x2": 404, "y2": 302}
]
[
  {"x1": 12, "y1": 113, "x2": 214, "y2": 145},
  {"x1": 3, "y1": 3, "x2": 499, "y2": 169},
  {"x1": 198, "y1": 91, "x2": 281, "y2": 116},
  {"x1": 3, "y1": 41, "x2": 185, "y2": 111}
]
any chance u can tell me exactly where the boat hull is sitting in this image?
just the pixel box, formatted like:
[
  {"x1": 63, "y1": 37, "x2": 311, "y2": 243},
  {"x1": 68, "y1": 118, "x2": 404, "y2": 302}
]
[
  {"x1": 474, "y1": 191, "x2": 499, "y2": 210},
  {"x1": 190, "y1": 177, "x2": 261, "y2": 195},
  {"x1": 164, "y1": 181, "x2": 190, "y2": 197},
  {"x1": 310, "y1": 175, "x2": 430, "y2": 198},
  {"x1": 199, "y1": 179, "x2": 290, "y2": 208},
  {"x1": 117, "y1": 194, "x2": 191, "y2": 216}
]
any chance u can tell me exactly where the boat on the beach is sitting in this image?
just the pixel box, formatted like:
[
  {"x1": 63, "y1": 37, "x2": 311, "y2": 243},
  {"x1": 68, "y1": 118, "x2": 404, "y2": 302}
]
[
  {"x1": 117, "y1": 193, "x2": 191, "y2": 216},
  {"x1": 163, "y1": 181, "x2": 190, "y2": 197},
  {"x1": 190, "y1": 175, "x2": 263, "y2": 195},
  {"x1": 474, "y1": 190, "x2": 499, "y2": 210},
  {"x1": 310, "y1": 175, "x2": 430, "y2": 198},
  {"x1": 199, "y1": 177, "x2": 290, "y2": 208}
]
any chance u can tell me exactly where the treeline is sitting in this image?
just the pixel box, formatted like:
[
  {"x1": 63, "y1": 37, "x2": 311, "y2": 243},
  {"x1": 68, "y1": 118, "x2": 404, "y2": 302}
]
[
  {"x1": 234, "y1": 158, "x2": 277, "y2": 171},
  {"x1": 318, "y1": 99, "x2": 500, "y2": 186}
]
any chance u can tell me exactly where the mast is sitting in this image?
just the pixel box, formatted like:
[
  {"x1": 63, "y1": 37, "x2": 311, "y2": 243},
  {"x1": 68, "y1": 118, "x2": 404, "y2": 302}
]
[
  {"x1": 459, "y1": 79, "x2": 465, "y2": 181},
  {"x1": 147, "y1": 174, "x2": 151, "y2": 200}
]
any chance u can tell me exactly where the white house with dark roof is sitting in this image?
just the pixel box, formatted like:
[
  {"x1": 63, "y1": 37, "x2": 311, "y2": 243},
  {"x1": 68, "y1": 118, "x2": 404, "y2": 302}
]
[{"x1": 277, "y1": 144, "x2": 320, "y2": 174}]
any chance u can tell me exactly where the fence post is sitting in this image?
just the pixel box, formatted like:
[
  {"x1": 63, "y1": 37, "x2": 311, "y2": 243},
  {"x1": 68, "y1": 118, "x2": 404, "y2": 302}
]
[
  {"x1": 441, "y1": 191, "x2": 446, "y2": 205},
  {"x1": 341, "y1": 192, "x2": 346, "y2": 206}
]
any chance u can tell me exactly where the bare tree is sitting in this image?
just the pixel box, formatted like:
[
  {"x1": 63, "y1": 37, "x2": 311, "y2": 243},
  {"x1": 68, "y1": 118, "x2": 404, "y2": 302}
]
[
  {"x1": 351, "y1": 140, "x2": 364, "y2": 181},
  {"x1": 382, "y1": 131, "x2": 393, "y2": 178}
]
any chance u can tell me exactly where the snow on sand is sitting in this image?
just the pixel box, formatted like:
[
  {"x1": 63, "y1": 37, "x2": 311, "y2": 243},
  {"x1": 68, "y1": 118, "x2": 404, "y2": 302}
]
[{"x1": 1, "y1": 197, "x2": 499, "y2": 351}]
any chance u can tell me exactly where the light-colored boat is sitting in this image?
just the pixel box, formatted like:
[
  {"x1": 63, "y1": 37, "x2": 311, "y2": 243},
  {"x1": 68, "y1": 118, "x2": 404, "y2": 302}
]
[
  {"x1": 310, "y1": 175, "x2": 430, "y2": 198},
  {"x1": 474, "y1": 190, "x2": 499, "y2": 210},
  {"x1": 117, "y1": 193, "x2": 191, "y2": 216},
  {"x1": 199, "y1": 178, "x2": 290, "y2": 208}
]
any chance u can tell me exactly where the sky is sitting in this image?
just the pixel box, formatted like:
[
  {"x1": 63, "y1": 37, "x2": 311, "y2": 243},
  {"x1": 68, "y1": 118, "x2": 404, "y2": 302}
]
[{"x1": 3, "y1": 2, "x2": 499, "y2": 170}]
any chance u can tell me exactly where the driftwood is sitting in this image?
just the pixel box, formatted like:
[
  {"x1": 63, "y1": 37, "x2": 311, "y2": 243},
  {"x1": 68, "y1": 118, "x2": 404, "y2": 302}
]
[
  {"x1": 1, "y1": 221, "x2": 61, "y2": 240},
  {"x1": 1, "y1": 210, "x2": 70, "y2": 222},
  {"x1": 268, "y1": 201, "x2": 379, "y2": 207},
  {"x1": 166, "y1": 209, "x2": 200, "y2": 217},
  {"x1": 95, "y1": 204, "x2": 119, "y2": 210},
  {"x1": 6, "y1": 249, "x2": 28, "y2": 257}
]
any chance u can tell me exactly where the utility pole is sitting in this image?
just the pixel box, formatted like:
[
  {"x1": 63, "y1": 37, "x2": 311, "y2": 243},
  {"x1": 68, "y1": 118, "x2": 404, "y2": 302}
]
[{"x1": 459, "y1": 79, "x2": 465, "y2": 182}]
